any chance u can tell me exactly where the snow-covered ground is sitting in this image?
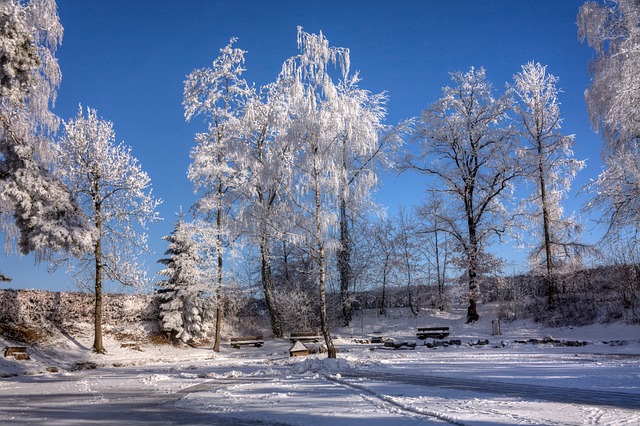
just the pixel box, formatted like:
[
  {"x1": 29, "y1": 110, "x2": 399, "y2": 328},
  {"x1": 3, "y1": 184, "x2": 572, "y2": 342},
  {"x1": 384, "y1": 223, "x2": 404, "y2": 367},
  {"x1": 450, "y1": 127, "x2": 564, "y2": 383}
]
[{"x1": 1, "y1": 304, "x2": 639, "y2": 425}]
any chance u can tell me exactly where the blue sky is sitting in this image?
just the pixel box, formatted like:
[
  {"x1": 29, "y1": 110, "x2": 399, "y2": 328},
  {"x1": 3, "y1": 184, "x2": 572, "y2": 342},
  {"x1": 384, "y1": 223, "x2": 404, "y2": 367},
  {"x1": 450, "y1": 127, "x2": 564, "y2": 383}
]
[{"x1": 3, "y1": 0, "x2": 603, "y2": 292}]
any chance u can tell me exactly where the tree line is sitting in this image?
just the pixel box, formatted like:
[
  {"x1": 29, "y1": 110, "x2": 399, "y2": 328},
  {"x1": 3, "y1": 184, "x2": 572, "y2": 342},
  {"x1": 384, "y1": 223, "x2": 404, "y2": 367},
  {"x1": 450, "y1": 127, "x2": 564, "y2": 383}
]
[{"x1": 1, "y1": 1, "x2": 638, "y2": 357}]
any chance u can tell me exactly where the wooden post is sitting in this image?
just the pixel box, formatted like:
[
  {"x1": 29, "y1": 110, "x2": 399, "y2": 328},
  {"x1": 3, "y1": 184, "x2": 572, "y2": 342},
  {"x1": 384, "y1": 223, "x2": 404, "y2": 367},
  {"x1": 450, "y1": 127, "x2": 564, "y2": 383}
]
[{"x1": 492, "y1": 320, "x2": 501, "y2": 336}]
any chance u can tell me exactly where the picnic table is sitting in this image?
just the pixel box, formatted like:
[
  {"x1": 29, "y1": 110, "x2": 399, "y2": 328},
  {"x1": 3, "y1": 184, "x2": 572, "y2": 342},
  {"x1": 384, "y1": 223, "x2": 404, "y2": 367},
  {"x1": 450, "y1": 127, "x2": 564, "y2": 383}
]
[
  {"x1": 230, "y1": 335, "x2": 264, "y2": 349},
  {"x1": 416, "y1": 326, "x2": 450, "y2": 340},
  {"x1": 289, "y1": 332, "x2": 322, "y2": 343}
]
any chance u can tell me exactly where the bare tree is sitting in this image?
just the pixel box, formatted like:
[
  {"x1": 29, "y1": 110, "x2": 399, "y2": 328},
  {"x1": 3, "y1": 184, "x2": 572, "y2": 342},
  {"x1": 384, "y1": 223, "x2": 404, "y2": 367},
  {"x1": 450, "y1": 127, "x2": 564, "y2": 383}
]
[
  {"x1": 415, "y1": 190, "x2": 452, "y2": 311},
  {"x1": 335, "y1": 95, "x2": 394, "y2": 326},
  {"x1": 369, "y1": 217, "x2": 398, "y2": 316},
  {"x1": 408, "y1": 67, "x2": 519, "y2": 323},
  {"x1": 395, "y1": 207, "x2": 424, "y2": 315},
  {"x1": 54, "y1": 106, "x2": 161, "y2": 353}
]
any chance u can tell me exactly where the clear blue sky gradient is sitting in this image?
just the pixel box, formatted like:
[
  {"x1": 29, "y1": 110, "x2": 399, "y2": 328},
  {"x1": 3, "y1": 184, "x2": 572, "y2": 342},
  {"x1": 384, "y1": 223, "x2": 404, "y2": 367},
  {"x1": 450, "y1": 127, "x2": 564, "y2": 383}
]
[{"x1": 2, "y1": 0, "x2": 603, "y2": 292}]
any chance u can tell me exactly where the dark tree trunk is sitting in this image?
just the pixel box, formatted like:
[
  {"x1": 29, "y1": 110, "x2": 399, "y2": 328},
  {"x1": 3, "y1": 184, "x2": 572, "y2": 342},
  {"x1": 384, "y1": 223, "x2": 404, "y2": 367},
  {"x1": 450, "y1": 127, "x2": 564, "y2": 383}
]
[
  {"x1": 338, "y1": 197, "x2": 352, "y2": 326},
  {"x1": 92, "y1": 214, "x2": 105, "y2": 354},
  {"x1": 466, "y1": 215, "x2": 480, "y2": 323},
  {"x1": 537, "y1": 143, "x2": 556, "y2": 309},
  {"x1": 213, "y1": 202, "x2": 223, "y2": 353},
  {"x1": 261, "y1": 237, "x2": 283, "y2": 337},
  {"x1": 434, "y1": 229, "x2": 445, "y2": 311},
  {"x1": 379, "y1": 257, "x2": 388, "y2": 316}
]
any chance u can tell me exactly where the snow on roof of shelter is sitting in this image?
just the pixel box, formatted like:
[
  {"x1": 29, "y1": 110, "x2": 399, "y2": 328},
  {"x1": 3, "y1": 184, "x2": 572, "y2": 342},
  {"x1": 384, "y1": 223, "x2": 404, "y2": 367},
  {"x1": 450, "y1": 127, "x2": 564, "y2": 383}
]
[{"x1": 290, "y1": 340, "x2": 308, "y2": 352}]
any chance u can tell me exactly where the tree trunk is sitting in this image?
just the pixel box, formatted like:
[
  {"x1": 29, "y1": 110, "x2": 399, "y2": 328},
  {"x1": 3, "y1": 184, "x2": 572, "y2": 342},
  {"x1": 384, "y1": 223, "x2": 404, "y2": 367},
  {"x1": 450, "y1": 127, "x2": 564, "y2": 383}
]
[
  {"x1": 404, "y1": 242, "x2": 418, "y2": 316},
  {"x1": 538, "y1": 144, "x2": 556, "y2": 308},
  {"x1": 338, "y1": 197, "x2": 352, "y2": 326},
  {"x1": 213, "y1": 199, "x2": 223, "y2": 353},
  {"x1": 379, "y1": 257, "x2": 388, "y2": 316},
  {"x1": 466, "y1": 219, "x2": 480, "y2": 323},
  {"x1": 318, "y1": 242, "x2": 337, "y2": 359},
  {"x1": 434, "y1": 229, "x2": 444, "y2": 311},
  {"x1": 261, "y1": 236, "x2": 283, "y2": 337},
  {"x1": 92, "y1": 216, "x2": 105, "y2": 354},
  {"x1": 314, "y1": 160, "x2": 336, "y2": 359},
  {"x1": 213, "y1": 249, "x2": 223, "y2": 352}
]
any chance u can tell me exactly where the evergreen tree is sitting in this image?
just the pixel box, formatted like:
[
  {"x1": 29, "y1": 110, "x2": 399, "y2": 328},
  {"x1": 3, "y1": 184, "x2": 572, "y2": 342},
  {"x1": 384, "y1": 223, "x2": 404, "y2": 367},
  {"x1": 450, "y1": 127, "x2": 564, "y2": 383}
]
[{"x1": 157, "y1": 216, "x2": 213, "y2": 345}]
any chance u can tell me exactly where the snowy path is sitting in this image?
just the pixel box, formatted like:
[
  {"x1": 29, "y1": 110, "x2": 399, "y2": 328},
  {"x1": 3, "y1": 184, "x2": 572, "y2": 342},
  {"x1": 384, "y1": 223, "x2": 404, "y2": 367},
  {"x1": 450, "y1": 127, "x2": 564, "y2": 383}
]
[
  {"x1": 2, "y1": 359, "x2": 639, "y2": 425},
  {"x1": 338, "y1": 369, "x2": 640, "y2": 410},
  {"x1": 0, "y1": 371, "x2": 271, "y2": 425},
  {"x1": 2, "y1": 305, "x2": 640, "y2": 425}
]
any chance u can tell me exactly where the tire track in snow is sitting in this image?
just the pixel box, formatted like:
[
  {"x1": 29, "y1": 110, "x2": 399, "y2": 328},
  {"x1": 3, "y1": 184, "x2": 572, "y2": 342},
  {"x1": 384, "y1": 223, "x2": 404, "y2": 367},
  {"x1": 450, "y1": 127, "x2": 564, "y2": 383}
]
[
  {"x1": 340, "y1": 369, "x2": 640, "y2": 410},
  {"x1": 325, "y1": 374, "x2": 465, "y2": 425}
]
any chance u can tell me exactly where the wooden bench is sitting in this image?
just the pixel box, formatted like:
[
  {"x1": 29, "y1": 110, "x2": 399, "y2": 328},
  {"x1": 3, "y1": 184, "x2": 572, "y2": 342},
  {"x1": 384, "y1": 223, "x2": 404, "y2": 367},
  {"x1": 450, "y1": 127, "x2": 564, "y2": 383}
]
[
  {"x1": 416, "y1": 327, "x2": 450, "y2": 340},
  {"x1": 230, "y1": 335, "x2": 264, "y2": 349},
  {"x1": 289, "y1": 332, "x2": 322, "y2": 343}
]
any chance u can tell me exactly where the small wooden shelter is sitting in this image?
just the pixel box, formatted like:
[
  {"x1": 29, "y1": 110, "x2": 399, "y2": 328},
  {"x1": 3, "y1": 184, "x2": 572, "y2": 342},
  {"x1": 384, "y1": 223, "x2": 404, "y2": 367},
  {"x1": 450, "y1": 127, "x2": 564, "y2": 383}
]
[{"x1": 289, "y1": 340, "x2": 310, "y2": 357}]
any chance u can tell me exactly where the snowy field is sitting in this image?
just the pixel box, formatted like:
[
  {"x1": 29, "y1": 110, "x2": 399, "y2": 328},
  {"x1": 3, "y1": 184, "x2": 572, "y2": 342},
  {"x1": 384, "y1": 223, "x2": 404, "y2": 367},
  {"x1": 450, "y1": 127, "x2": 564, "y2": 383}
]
[{"x1": 1, "y1": 304, "x2": 639, "y2": 425}]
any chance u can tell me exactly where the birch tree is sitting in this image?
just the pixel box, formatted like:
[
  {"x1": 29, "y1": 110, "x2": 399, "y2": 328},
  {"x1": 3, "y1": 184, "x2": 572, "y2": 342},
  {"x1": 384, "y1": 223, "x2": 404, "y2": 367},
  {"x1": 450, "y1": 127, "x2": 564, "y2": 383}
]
[
  {"x1": 0, "y1": 0, "x2": 94, "y2": 264},
  {"x1": 53, "y1": 106, "x2": 161, "y2": 354},
  {"x1": 512, "y1": 62, "x2": 586, "y2": 306},
  {"x1": 409, "y1": 67, "x2": 519, "y2": 323},
  {"x1": 183, "y1": 39, "x2": 249, "y2": 351},
  {"x1": 275, "y1": 28, "x2": 387, "y2": 357},
  {"x1": 277, "y1": 29, "x2": 345, "y2": 358},
  {"x1": 578, "y1": 0, "x2": 640, "y2": 236}
]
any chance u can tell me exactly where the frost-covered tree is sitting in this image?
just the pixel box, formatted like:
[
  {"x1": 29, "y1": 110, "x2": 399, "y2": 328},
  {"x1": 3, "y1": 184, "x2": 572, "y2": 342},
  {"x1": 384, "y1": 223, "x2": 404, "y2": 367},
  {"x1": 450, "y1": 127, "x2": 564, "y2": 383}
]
[
  {"x1": 408, "y1": 67, "x2": 519, "y2": 323},
  {"x1": 0, "y1": 0, "x2": 94, "y2": 263},
  {"x1": 53, "y1": 106, "x2": 161, "y2": 354},
  {"x1": 157, "y1": 215, "x2": 213, "y2": 345},
  {"x1": 277, "y1": 28, "x2": 374, "y2": 357},
  {"x1": 578, "y1": 0, "x2": 640, "y2": 150},
  {"x1": 274, "y1": 28, "x2": 390, "y2": 356},
  {"x1": 232, "y1": 82, "x2": 292, "y2": 339},
  {"x1": 578, "y1": 0, "x2": 640, "y2": 236},
  {"x1": 512, "y1": 62, "x2": 586, "y2": 306},
  {"x1": 183, "y1": 39, "x2": 249, "y2": 352},
  {"x1": 334, "y1": 75, "x2": 392, "y2": 327}
]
